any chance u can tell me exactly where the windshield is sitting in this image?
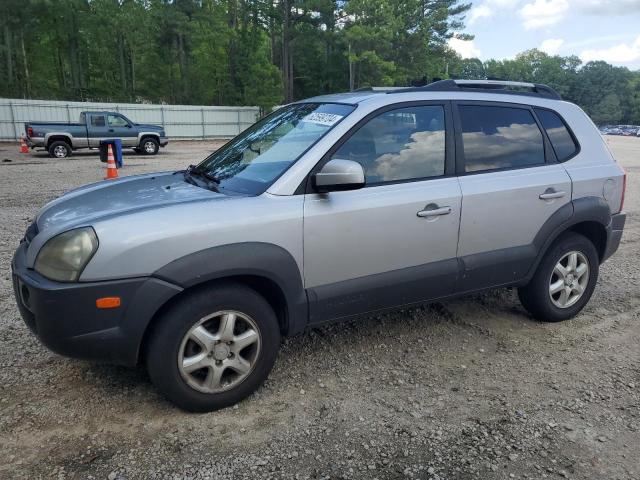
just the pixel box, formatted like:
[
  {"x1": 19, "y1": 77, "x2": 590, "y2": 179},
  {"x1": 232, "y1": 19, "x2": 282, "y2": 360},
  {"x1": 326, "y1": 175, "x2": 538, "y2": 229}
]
[{"x1": 194, "y1": 102, "x2": 355, "y2": 194}]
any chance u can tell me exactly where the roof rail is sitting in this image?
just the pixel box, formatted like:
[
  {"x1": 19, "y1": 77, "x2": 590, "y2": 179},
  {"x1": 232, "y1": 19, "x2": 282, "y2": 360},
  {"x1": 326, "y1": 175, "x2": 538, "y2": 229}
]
[{"x1": 388, "y1": 79, "x2": 562, "y2": 100}]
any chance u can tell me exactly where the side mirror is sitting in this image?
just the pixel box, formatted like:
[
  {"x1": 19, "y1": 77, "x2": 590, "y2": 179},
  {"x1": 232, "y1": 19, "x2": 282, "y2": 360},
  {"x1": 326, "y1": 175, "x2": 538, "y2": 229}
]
[{"x1": 313, "y1": 159, "x2": 365, "y2": 193}]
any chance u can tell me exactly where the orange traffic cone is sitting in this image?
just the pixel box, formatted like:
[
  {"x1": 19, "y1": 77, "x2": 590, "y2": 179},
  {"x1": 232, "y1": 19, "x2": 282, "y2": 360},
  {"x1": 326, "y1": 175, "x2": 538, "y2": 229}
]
[
  {"x1": 104, "y1": 144, "x2": 119, "y2": 180},
  {"x1": 20, "y1": 136, "x2": 29, "y2": 154}
]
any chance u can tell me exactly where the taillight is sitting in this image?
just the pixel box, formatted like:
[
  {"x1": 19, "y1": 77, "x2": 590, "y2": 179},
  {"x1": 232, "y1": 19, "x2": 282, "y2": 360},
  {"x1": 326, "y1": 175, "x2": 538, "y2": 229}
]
[
  {"x1": 620, "y1": 170, "x2": 627, "y2": 212},
  {"x1": 27, "y1": 127, "x2": 33, "y2": 137}
]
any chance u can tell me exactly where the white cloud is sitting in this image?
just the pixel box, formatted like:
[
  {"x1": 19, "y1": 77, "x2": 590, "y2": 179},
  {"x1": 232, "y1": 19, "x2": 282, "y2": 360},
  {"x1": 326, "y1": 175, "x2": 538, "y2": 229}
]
[
  {"x1": 572, "y1": 0, "x2": 640, "y2": 15},
  {"x1": 465, "y1": 0, "x2": 521, "y2": 25},
  {"x1": 519, "y1": 0, "x2": 569, "y2": 29},
  {"x1": 468, "y1": 5, "x2": 493, "y2": 25},
  {"x1": 448, "y1": 38, "x2": 482, "y2": 59},
  {"x1": 580, "y1": 35, "x2": 640, "y2": 64},
  {"x1": 540, "y1": 38, "x2": 564, "y2": 55}
]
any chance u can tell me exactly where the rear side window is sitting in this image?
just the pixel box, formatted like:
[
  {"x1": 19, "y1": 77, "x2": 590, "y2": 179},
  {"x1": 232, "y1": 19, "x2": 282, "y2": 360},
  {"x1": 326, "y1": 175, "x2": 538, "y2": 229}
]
[
  {"x1": 459, "y1": 105, "x2": 545, "y2": 172},
  {"x1": 91, "y1": 115, "x2": 105, "y2": 127},
  {"x1": 534, "y1": 108, "x2": 578, "y2": 161}
]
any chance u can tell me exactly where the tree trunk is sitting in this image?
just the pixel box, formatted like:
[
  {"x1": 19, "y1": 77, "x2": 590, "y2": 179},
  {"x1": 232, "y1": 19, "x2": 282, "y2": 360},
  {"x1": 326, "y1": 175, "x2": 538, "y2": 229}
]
[
  {"x1": 281, "y1": 0, "x2": 293, "y2": 103},
  {"x1": 228, "y1": 0, "x2": 239, "y2": 101},
  {"x1": 348, "y1": 42, "x2": 355, "y2": 91},
  {"x1": 177, "y1": 33, "x2": 188, "y2": 102},
  {"x1": 20, "y1": 28, "x2": 30, "y2": 97},
  {"x1": 130, "y1": 46, "x2": 136, "y2": 99},
  {"x1": 4, "y1": 25, "x2": 13, "y2": 87},
  {"x1": 118, "y1": 33, "x2": 127, "y2": 94},
  {"x1": 68, "y1": 12, "x2": 82, "y2": 96}
]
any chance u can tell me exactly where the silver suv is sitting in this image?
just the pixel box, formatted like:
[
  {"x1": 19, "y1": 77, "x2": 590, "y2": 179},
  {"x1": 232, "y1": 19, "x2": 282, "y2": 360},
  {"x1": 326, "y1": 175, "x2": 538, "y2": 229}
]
[{"x1": 12, "y1": 80, "x2": 626, "y2": 411}]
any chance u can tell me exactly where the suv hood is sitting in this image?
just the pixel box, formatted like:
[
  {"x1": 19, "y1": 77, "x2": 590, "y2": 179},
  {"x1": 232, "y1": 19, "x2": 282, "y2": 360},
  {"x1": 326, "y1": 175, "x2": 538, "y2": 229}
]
[{"x1": 36, "y1": 172, "x2": 226, "y2": 233}]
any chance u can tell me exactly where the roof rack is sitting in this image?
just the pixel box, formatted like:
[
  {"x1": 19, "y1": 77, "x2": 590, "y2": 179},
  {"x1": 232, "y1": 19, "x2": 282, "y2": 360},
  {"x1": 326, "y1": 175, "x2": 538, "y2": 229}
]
[{"x1": 387, "y1": 79, "x2": 562, "y2": 100}]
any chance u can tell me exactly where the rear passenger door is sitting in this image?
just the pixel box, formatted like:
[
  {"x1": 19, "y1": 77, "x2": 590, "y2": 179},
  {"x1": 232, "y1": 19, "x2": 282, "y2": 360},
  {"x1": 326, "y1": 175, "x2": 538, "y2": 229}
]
[
  {"x1": 87, "y1": 113, "x2": 107, "y2": 147},
  {"x1": 453, "y1": 102, "x2": 573, "y2": 291}
]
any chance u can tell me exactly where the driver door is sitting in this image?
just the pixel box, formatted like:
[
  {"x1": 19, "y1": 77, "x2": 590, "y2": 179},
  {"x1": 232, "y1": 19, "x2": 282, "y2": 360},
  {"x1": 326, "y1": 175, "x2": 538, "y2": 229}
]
[{"x1": 303, "y1": 102, "x2": 462, "y2": 323}]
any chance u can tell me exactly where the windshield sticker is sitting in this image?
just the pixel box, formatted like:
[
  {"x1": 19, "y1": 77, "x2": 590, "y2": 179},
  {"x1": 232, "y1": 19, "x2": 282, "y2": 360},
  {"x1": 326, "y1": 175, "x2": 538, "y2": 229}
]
[{"x1": 301, "y1": 112, "x2": 343, "y2": 126}]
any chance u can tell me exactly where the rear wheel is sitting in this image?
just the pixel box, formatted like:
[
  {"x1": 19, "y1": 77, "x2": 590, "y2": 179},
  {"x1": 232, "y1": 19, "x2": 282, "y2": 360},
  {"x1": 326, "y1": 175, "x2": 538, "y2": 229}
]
[
  {"x1": 140, "y1": 137, "x2": 159, "y2": 155},
  {"x1": 145, "y1": 283, "x2": 281, "y2": 412},
  {"x1": 48, "y1": 141, "x2": 71, "y2": 158},
  {"x1": 518, "y1": 232, "x2": 599, "y2": 322}
]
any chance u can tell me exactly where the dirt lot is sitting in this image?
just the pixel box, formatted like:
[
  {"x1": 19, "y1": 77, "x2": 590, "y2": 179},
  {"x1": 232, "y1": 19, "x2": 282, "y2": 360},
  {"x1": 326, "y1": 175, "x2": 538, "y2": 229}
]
[{"x1": 0, "y1": 137, "x2": 638, "y2": 480}]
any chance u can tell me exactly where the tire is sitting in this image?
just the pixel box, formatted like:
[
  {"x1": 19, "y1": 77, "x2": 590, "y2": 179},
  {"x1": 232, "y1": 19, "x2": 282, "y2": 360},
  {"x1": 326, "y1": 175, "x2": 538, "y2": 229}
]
[
  {"x1": 518, "y1": 232, "x2": 599, "y2": 322},
  {"x1": 145, "y1": 283, "x2": 281, "y2": 412},
  {"x1": 140, "y1": 137, "x2": 159, "y2": 155},
  {"x1": 48, "y1": 141, "x2": 72, "y2": 158}
]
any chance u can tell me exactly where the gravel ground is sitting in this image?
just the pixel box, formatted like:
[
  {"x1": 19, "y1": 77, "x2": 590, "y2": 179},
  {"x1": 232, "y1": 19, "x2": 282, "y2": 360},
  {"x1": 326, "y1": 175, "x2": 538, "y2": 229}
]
[{"x1": 0, "y1": 137, "x2": 638, "y2": 480}]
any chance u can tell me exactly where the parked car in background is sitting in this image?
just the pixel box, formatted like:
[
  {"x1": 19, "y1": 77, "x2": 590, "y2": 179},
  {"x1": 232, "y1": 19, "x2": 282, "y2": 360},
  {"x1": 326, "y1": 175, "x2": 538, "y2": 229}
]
[
  {"x1": 24, "y1": 111, "x2": 168, "y2": 158},
  {"x1": 599, "y1": 125, "x2": 640, "y2": 136},
  {"x1": 12, "y1": 80, "x2": 626, "y2": 411}
]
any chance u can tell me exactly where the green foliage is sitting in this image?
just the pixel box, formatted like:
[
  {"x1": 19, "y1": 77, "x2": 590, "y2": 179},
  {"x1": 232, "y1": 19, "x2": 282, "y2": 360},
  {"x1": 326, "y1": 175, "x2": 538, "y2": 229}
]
[
  {"x1": 0, "y1": 1, "x2": 638, "y2": 123},
  {"x1": 450, "y1": 49, "x2": 640, "y2": 124}
]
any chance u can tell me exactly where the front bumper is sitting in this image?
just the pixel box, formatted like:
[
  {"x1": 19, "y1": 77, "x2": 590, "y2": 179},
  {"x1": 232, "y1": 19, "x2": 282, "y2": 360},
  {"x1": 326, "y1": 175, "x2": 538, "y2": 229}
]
[
  {"x1": 12, "y1": 242, "x2": 182, "y2": 366},
  {"x1": 603, "y1": 212, "x2": 626, "y2": 262}
]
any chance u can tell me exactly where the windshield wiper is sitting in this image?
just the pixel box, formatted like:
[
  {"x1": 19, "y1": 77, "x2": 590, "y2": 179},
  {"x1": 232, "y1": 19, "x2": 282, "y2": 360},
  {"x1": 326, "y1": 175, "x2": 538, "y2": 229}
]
[{"x1": 183, "y1": 164, "x2": 220, "y2": 192}]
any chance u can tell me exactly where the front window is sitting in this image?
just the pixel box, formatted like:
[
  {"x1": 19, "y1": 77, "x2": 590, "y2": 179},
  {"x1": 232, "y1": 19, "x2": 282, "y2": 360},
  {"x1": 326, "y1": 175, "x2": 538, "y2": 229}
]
[
  {"x1": 108, "y1": 114, "x2": 129, "y2": 128},
  {"x1": 195, "y1": 103, "x2": 355, "y2": 194},
  {"x1": 332, "y1": 105, "x2": 446, "y2": 185}
]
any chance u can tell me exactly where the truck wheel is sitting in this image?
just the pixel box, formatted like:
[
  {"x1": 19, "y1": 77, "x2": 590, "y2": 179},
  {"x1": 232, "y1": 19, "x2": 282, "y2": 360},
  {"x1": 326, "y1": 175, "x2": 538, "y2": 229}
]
[
  {"x1": 145, "y1": 283, "x2": 281, "y2": 412},
  {"x1": 518, "y1": 232, "x2": 599, "y2": 322},
  {"x1": 140, "y1": 137, "x2": 159, "y2": 155},
  {"x1": 48, "y1": 141, "x2": 72, "y2": 158}
]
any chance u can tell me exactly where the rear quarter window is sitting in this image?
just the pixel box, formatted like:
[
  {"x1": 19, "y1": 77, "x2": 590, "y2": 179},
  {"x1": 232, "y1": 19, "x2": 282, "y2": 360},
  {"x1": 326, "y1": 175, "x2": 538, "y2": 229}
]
[{"x1": 534, "y1": 108, "x2": 579, "y2": 161}]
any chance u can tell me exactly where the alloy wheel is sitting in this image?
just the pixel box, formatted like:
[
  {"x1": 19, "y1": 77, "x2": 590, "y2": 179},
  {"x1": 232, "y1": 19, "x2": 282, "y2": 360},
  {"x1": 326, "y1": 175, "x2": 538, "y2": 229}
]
[
  {"x1": 549, "y1": 251, "x2": 590, "y2": 309},
  {"x1": 177, "y1": 311, "x2": 261, "y2": 393},
  {"x1": 54, "y1": 145, "x2": 68, "y2": 157}
]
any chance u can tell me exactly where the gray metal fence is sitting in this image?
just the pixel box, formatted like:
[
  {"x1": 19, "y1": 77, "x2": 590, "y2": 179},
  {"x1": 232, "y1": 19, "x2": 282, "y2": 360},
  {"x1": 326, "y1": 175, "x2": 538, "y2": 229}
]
[{"x1": 0, "y1": 98, "x2": 260, "y2": 141}]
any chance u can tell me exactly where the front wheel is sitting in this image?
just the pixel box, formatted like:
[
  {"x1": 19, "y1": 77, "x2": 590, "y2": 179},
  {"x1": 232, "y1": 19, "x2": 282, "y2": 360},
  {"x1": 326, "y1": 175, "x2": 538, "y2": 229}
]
[
  {"x1": 145, "y1": 284, "x2": 281, "y2": 412},
  {"x1": 518, "y1": 232, "x2": 599, "y2": 322},
  {"x1": 140, "y1": 137, "x2": 159, "y2": 155}
]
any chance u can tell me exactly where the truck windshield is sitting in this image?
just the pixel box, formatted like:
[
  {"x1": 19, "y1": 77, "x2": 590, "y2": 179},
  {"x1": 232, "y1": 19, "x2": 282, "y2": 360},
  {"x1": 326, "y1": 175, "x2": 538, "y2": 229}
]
[{"x1": 194, "y1": 102, "x2": 355, "y2": 195}]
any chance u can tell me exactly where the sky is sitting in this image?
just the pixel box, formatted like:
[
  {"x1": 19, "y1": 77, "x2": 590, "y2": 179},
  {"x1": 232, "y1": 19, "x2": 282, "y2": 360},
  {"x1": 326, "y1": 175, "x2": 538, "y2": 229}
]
[{"x1": 447, "y1": 0, "x2": 640, "y2": 70}]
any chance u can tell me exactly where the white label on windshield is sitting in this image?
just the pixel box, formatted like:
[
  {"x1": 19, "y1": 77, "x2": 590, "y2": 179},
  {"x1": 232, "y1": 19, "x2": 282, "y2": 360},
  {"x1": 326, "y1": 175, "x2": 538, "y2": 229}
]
[{"x1": 302, "y1": 112, "x2": 343, "y2": 126}]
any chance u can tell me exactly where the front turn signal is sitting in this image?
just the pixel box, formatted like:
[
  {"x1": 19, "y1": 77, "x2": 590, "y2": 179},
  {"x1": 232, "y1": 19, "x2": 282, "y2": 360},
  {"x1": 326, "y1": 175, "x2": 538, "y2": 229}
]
[{"x1": 96, "y1": 297, "x2": 121, "y2": 309}]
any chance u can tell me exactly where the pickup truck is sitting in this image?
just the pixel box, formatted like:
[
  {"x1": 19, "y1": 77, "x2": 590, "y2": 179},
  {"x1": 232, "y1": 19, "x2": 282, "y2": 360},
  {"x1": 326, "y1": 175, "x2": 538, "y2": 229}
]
[{"x1": 25, "y1": 111, "x2": 169, "y2": 158}]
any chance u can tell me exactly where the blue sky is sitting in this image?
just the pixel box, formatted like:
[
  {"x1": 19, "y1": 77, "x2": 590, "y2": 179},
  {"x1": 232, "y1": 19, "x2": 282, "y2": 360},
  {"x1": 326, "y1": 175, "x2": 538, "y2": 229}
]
[{"x1": 448, "y1": 0, "x2": 640, "y2": 70}]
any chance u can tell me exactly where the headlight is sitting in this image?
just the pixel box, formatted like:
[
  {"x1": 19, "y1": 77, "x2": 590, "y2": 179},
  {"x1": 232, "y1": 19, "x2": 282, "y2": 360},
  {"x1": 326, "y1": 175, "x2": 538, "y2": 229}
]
[{"x1": 34, "y1": 227, "x2": 98, "y2": 282}]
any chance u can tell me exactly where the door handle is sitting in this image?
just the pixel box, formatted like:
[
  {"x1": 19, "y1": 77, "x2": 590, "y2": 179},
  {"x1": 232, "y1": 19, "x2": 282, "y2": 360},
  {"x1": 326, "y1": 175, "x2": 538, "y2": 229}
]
[
  {"x1": 417, "y1": 205, "x2": 452, "y2": 218},
  {"x1": 108, "y1": 129, "x2": 114, "y2": 133},
  {"x1": 539, "y1": 189, "x2": 566, "y2": 200}
]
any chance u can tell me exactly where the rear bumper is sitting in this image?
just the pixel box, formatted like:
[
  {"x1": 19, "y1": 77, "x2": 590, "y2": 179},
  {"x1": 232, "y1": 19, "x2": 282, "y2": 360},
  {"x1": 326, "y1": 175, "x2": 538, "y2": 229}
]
[
  {"x1": 26, "y1": 137, "x2": 44, "y2": 148},
  {"x1": 11, "y1": 242, "x2": 182, "y2": 366},
  {"x1": 160, "y1": 137, "x2": 169, "y2": 147},
  {"x1": 603, "y1": 212, "x2": 626, "y2": 262}
]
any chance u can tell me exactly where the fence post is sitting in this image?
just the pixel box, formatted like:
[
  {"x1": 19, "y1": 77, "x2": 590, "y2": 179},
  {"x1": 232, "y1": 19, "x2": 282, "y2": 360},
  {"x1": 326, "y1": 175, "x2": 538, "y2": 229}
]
[
  {"x1": 201, "y1": 108, "x2": 205, "y2": 139},
  {"x1": 160, "y1": 106, "x2": 165, "y2": 130},
  {"x1": 9, "y1": 102, "x2": 18, "y2": 140},
  {"x1": 237, "y1": 110, "x2": 241, "y2": 135},
  {"x1": 66, "y1": 103, "x2": 72, "y2": 122}
]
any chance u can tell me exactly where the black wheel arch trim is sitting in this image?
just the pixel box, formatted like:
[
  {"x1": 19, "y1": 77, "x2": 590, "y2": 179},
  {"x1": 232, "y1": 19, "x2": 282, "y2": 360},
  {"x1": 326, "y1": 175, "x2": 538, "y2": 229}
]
[
  {"x1": 153, "y1": 242, "x2": 308, "y2": 336},
  {"x1": 524, "y1": 196, "x2": 612, "y2": 283}
]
